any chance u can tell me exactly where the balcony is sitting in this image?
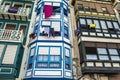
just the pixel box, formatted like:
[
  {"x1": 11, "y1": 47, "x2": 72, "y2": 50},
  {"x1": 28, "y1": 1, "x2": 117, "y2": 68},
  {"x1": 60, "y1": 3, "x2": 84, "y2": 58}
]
[
  {"x1": 112, "y1": 0, "x2": 120, "y2": 10},
  {"x1": 0, "y1": 5, "x2": 30, "y2": 21},
  {"x1": 0, "y1": 29, "x2": 23, "y2": 43},
  {"x1": 77, "y1": 11, "x2": 116, "y2": 19}
]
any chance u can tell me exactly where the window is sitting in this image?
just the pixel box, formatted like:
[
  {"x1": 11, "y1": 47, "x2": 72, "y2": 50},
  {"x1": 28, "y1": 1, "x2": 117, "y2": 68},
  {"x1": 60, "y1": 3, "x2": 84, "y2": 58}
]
[
  {"x1": 65, "y1": 48, "x2": 71, "y2": 69},
  {"x1": 91, "y1": 8, "x2": 97, "y2": 12},
  {"x1": 53, "y1": 6, "x2": 60, "y2": 13},
  {"x1": 3, "y1": 2, "x2": 11, "y2": 12},
  {"x1": 102, "y1": 7, "x2": 108, "y2": 13},
  {"x1": 97, "y1": 48, "x2": 109, "y2": 60},
  {"x1": 87, "y1": 19, "x2": 92, "y2": 25},
  {"x1": 36, "y1": 46, "x2": 61, "y2": 68},
  {"x1": 106, "y1": 21, "x2": 115, "y2": 33},
  {"x1": 80, "y1": 18, "x2": 87, "y2": 29},
  {"x1": 108, "y1": 49, "x2": 120, "y2": 61},
  {"x1": 63, "y1": 5, "x2": 68, "y2": 16},
  {"x1": 86, "y1": 47, "x2": 98, "y2": 60},
  {"x1": 100, "y1": 20, "x2": 107, "y2": 29},
  {"x1": 84, "y1": 6, "x2": 90, "y2": 11},
  {"x1": 78, "y1": 4, "x2": 84, "y2": 10},
  {"x1": 113, "y1": 22, "x2": 119, "y2": 29},
  {"x1": 64, "y1": 25, "x2": 69, "y2": 39},
  {"x1": 93, "y1": 20, "x2": 101, "y2": 32},
  {"x1": 13, "y1": 3, "x2": 23, "y2": 8},
  {"x1": 2, "y1": 45, "x2": 18, "y2": 64},
  {"x1": 106, "y1": 21, "x2": 113, "y2": 29},
  {"x1": 27, "y1": 47, "x2": 35, "y2": 69},
  {"x1": 52, "y1": 22, "x2": 60, "y2": 36},
  {"x1": 5, "y1": 23, "x2": 16, "y2": 30},
  {"x1": 19, "y1": 24, "x2": 27, "y2": 36}
]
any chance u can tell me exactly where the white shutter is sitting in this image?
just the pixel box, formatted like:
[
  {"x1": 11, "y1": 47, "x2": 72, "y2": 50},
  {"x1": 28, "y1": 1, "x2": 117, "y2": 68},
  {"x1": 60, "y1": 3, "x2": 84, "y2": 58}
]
[
  {"x1": 50, "y1": 47, "x2": 60, "y2": 55},
  {"x1": 0, "y1": 44, "x2": 4, "y2": 58},
  {"x1": 38, "y1": 47, "x2": 49, "y2": 55},
  {"x1": 65, "y1": 49, "x2": 70, "y2": 57},
  {"x1": 2, "y1": 45, "x2": 17, "y2": 64},
  {"x1": 52, "y1": 22, "x2": 60, "y2": 31}
]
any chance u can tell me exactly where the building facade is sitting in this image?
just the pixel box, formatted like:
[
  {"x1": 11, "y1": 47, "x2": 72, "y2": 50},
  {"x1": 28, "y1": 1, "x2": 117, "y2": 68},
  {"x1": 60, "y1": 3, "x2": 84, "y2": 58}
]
[
  {"x1": 72, "y1": 0, "x2": 120, "y2": 80},
  {"x1": 24, "y1": 0, "x2": 73, "y2": 80},
  {"x1": 0, "y1": 0, "x2": 34, "y2": 79}
]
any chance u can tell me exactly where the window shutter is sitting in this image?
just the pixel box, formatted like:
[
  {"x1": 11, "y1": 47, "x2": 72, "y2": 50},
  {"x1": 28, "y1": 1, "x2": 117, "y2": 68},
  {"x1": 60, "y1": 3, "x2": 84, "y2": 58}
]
[{"x1": 2, "y1": 45, "x2": 17, "y2": 64}]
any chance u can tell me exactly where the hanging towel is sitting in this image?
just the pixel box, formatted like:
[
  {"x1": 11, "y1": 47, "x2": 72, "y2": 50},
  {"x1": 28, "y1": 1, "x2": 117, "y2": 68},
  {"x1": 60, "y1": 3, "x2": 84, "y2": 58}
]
[{"x1": 44, "y1": 5, "x2": 52, "y2": 18}]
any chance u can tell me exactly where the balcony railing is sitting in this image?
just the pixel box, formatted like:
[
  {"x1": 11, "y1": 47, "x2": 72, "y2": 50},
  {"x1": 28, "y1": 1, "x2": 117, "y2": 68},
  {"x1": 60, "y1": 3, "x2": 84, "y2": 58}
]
[
  {"x1": 0, "y1": 5, "x2": 30, "y2": 21},
  {"x1": 0, "y1": 29, "x2": 23, "y2": 43}
]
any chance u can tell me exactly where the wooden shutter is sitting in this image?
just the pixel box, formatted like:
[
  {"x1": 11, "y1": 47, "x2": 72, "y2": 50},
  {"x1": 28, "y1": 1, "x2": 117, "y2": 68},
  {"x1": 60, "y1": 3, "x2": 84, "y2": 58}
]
[
  {"x1": 95, "y1": 3, "x2": 102, "y2": 12},
  {"x1": 2, "y1": 45, "x2": 17, "y2": 64},
  {"x1": 0, "y1": 44, "x2": 4, "y2": 58},
  {"x1": 90, "y1": 2, "x2": 95, "y2": 8},
  {"x1": 106, "y1": 4, "x2": 114, "y2": 14}
]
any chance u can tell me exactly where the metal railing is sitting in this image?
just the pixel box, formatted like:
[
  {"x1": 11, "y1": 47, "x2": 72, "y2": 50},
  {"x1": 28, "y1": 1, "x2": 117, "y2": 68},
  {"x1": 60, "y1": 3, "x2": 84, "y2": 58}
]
[{"x1": 0, "y1": 29, "x2": 24, "y2": 43}]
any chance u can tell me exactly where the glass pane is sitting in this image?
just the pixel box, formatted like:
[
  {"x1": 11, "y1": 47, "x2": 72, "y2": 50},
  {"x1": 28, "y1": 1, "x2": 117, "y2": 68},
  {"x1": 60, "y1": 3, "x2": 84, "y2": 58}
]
[
  {"x1": 86, "y1": 55, "x2": 97, "y2": 60},
  {"x1": 106, "y1": 21, "x2": 113, "y2": 28},
  {"x1": 110, "y1": 56, "x2": 120, "y2": 61},
  {"x1": 80, "y1": 18, "x2": 86, "y2": 24},
  {"x1": 93, "y1": 20, "x2": 100, "y2": 29},
  {"x1": 38, "y1": 56, "x2": 42, "y2": 61},
  {"x1": 100, "y1": 20, "x2": 107, "y2": 29},
  {"x1": 113, "y1": 22, "x2": 119, "y2": 29},
  {"x1": 37, "y1": 62, "x2": 48, "y2": 67},
  {"x1": 99, "y1": 55, "x2": 109, "y2": 60},
  {"x1": 50, "y1": 56, "x2": 54, "y2": 61},
  {"x1": 87, "y1": 19, "x2": 92, "y2": 25},
  {"x1": 97, "y1": 48, "x2": 107, "y2": 54},
  {"x1": 50, "y1": 63, "x2": 60, "y2": 67},
  {"x1": 54, "y1": 55, "x2": 60, "y2": 61},
  {"x1": 43, "y1": 55, "x2": 48, "y2": 61},
  {"x1": 108, "y1": 49, "x2": 118, "y2": 55},
  {"x1": 65, "y1": 56, "x2": 69, "y2": 62}
]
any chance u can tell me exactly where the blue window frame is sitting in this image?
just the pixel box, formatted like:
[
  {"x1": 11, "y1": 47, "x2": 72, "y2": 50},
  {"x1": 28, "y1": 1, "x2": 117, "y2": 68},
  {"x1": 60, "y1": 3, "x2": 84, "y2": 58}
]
[
  {"x1": 36, "y1": 46, "x2": 61, "y2": 68},
  {"x1": 27, "y1": 47, "x2": 35, "y2": 69},
  {"x1": 65, "y1": 48, "x2": 71, "y2": 70}
]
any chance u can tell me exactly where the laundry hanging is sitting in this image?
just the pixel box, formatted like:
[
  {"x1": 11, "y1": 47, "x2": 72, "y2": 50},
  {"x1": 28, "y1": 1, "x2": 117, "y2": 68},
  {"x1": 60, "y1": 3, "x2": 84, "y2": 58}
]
[{"x1": 44, "y1": 5, "x2": 52, "y2": 18}]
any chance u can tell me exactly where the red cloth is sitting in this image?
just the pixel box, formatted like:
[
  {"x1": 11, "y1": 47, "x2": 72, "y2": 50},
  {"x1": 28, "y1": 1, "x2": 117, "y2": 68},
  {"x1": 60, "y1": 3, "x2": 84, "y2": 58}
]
[{"x1": 44, "y1": 5, "x2": 52, "y2": 18}]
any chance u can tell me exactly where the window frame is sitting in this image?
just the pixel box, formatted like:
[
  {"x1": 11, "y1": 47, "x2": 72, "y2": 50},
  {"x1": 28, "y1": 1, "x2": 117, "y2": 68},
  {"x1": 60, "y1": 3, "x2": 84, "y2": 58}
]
[
  {"x1": 65, "y1": 47, "x2": 71, "y2": 70},
  {"x1": 27, "y1": 47, "x2": 35, "y2": 69},
  {"x1": 36, "y1": 46, "x2": 61, "y2": 68}
]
